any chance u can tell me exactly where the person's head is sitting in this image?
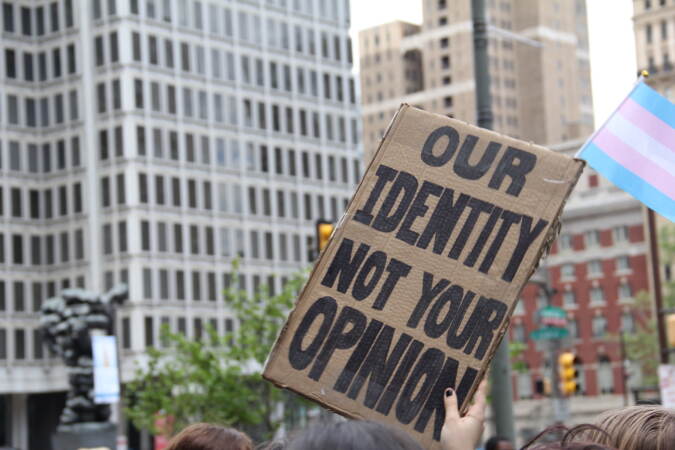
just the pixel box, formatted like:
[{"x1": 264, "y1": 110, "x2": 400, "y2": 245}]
[
  {"x1": 165, "y1": 423, "x2": 253, "y2": 450},
  {"x1": 583, "y1": 405, "x2": 675, "y2": 450},
  {"x1": 485, "y1": 435, "x2": 514, "y2": 450},
  {"x1": 285, "y1": 420, "x2": 423, "y2": 450},
  {"x1": 522, "y1": 425, "x2": 616, "y2": 450}
]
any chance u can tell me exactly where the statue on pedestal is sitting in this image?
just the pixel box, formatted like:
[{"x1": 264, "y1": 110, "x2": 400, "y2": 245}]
[{"x1": 39, "y1": 284, "x2": 127, "y2": 434}]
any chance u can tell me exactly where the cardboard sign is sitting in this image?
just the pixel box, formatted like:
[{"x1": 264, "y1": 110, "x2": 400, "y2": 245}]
[{"x1": 264, "y1": 105, "x2": 583, "y2": 448}]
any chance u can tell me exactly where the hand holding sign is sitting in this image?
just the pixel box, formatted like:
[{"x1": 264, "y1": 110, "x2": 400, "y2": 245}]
[{"x1": 441, "y1": 380, "x2": 487, "y2": 450}]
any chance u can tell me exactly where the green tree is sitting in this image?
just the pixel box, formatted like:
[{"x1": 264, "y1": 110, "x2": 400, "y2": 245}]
[
  {"x1": 124, "y1": 263, "x2": 308, "y2": 439},
  {"x1": 622, "y1": 224, "x2": 675, "y2": 386}
]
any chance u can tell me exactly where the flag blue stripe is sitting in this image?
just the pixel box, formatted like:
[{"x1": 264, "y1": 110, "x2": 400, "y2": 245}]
[
  {"x1": 629, "y1": 82, "x2": 675, "y2": 129},
  {"x1": 580, "y1": 142, "x2": 675, "y2": 222}
]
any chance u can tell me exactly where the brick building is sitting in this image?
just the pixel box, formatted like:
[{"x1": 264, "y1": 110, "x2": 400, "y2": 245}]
[{"x1": 510, "y1": 140, "x2": 650, "y2": 400}]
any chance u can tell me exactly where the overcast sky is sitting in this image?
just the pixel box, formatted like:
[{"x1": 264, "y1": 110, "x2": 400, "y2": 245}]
[{"x1": 349, "y1": 0, "x2": 637, "y2": 128}]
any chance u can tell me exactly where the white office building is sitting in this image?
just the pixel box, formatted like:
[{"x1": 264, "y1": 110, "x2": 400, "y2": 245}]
[{"x1": 0, "y1": 0, "x2": 361, "y2": 447}]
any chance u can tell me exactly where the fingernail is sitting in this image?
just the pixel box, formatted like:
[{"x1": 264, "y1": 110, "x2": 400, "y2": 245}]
[{"x1": 445, "y1": 389, "x2": 453, "y2": 397}]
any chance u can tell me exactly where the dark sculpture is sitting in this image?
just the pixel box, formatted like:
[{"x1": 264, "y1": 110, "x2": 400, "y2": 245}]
[{"x1": 40, "y1": 284, "x2": 128, "y2": 426}]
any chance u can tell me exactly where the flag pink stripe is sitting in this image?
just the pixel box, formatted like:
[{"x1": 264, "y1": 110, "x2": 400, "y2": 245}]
[
  {"x1": 618, "y1": 98, "x2": 675, "y2": 154},
  {"x1": 593, "y1": 127, "x2": 675, "y2": 200}
]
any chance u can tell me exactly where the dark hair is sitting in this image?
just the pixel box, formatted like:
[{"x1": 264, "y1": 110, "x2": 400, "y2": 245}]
[
  {"x1": 165, "y1": 423, "x2": 254, "y2": 450},
  {"x1": 485, "y1": 436, "x2": 511, "y2": 450},
  {"x1": 285, "y1": 420, "x2": 423, "y2": 450},
  {"x1": 521, "y1": 424, "x2": 616, "y2": 450}
]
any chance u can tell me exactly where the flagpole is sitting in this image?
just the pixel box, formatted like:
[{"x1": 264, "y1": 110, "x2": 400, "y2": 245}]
[{"x1": 647, "y1": 206, "x2": 669, "y2": 364}]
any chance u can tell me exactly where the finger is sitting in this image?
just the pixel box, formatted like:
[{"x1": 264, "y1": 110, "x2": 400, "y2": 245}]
[
  {"x1": 467, "y1": 380, "x2": 488, "y2": 421},
  {"x1": 443, "y1": 387, "x2": 460, "y2": 422}
]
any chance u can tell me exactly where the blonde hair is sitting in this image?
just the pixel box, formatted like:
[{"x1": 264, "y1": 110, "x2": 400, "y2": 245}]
[{"x1": 581, "y1": 405, "x2": 675, "y2": 450}]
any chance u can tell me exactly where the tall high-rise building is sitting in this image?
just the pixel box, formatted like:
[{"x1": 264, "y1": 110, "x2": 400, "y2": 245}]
[
  {"x1": 633, "y1": 0, "x2": 675, "y2": 98},
  {"x1": 632, "y1": 0, "x2": 675, "y2": 288},
  {"x1": 359, "y1": 0, "x2": 594, "y2": 161},
  {"x1": 0, "y1": 0, "x2": 360, "y2": 447}
]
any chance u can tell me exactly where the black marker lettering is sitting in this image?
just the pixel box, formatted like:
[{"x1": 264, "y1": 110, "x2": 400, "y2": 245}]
[
  {"x1": 421, "y1": 126, "x2": 460, "y2": 167},
  {"x1": 488, "y1": 146, "x2": 537, "y2": 197},
  {"x1": 354, "y1": 165, "x2": 397, "y2": 225},
  {"x1": 308, "y1": 306, "x2": 367, "y2": 381},
  {"x1": 288, "y1": 296, "x2": 337, "y2": 370}
]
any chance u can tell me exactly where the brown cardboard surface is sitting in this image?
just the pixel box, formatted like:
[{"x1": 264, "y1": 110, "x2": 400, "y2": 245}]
[{"x1": 263, "y1": 105, "x2": 584, "y2": 449}]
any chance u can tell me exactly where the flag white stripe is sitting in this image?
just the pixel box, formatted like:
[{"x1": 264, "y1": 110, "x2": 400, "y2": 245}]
[{"x1": 605, "y1": 112, "x2": 675, "y2": 175}]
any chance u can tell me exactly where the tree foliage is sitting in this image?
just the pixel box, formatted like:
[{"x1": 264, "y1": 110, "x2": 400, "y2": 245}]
[
  {"x1": 623, "y1": 224, "x2": 675, "y2": 386},
  {"x1": 124, "y1": 263, "x2": 308, "y2": 438}
]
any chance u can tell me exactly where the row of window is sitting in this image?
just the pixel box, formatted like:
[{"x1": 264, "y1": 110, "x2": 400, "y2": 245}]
[
  {"x1": 127, "y1": 28, "x2": 352, "y2": 78},
  {"x1": 129, "y1": 33, "x2": 356, "y2": 104},
  {"x1": 524, "y1": 283, "x2": 634, "y2": 312},
  {"x1": 557, "y1": 226, "x2": 632, "y2": 252},
  {"x1": 0, "y1": 136, "x2": 81, "y2": 174},
  {"x1": 1, "y1": 183, "x2": 84, "y2": 221},
  {"x1": 514, "y1": 355, "x2": 618, "y2": 399},
  {"x1": 5, "y1": 91, "x2": 79, "y2": 128},
  {"x1": 127, "y1": 0, "x2": 347, "y2": 41},
  {"x1": 644, "y1": 18, "x2": 671, "y2": 44},
  {"x1": 129, "y1": 79, "x2": 357, "y2": 144},
  {"x1": 560, "y1": 255, "x2": 632, "y2": 280},
  {"x1": 0, "y1": 278, "x2": 85, "y2": 314},
  {"x1": 135, "y1": 126, "x2": 361, "y2": 182},
  {"x1": 140, "y1": 266, "x2": 300, "y2": 305},
  {"x1": 4, "y1": 44, "x2": 78, "y2": 82},
  {"x1": 2, "y1": 1, "x2": 74, "y2": 36},
  {"x1": 137, "y1": 171, "x2": 349, "y2": 221},
  {"x1": 136, "y1": 218, "x2": 318, "y2": 264},
  {"x1": 0, "y1": 229, "x2": 85, "y2": 267},
  {"x1": 512, "y1": 311, "x2": 635, "y2": 343},
  {"x1": 123, "y1": 314, "x2": 237, "y2": 350}
]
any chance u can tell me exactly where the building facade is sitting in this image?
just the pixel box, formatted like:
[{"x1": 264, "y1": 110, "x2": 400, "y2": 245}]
[
  {"x1": 505, "y1": 140, "x2": 650, "y2": 444},
  {"x1": 0, "y1": 0, "x2": 361, "y2": 448},
  {"x1": 632, "y1": 0, "x2": 675, "y2": 292},
  {"x1": 358, "y1": 0, "x2": 594, "y2": 161}
]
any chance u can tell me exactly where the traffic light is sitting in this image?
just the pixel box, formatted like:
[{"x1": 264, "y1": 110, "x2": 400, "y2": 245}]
[
  {"x1": 558, "y1": 351, "x2": 579, "y2": 396},
  {"x1": 316, "y1": 220, "x2": 335, "y2": 254},
  {"x1": 667, "y1": 314, "x2": 675, "y2": 348}
]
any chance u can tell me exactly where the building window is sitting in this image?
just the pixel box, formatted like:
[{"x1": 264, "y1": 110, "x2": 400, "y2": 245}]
[
  {"x1": 621, "y1": 312, "x2": 635, "y2": 333},
  {"x1": 14, "y1": 329, "x2": 25, "y2": 360},
  {"x1": 145, "y1": 316, "x2": 154, "y2": 348},
  {"x1": 590, "y1": 287, "x2": 605, "y2": 304},
  {"x1": 585, "y1": 230, "x2": 600, "y2": 247},
  {"x1": 613, "y1": 226, "x2": 629, "y2": 243},
  {"x1": 588, "y1": 260, "x2": 603, "y2": 277},
  {"x1": 597, "y1": 356, "x2": 613, "y2": 394},
  {"x1": 517, "y1": 371, "x2": 532, "y2": 399},
  {"x1": 561, "y1": 264, "x2": 575, "y2": 280},
  {"x1": 619, "y1": 282, "x2": 632, "y2": 300},
  {"x1": 122, "y1": 317, "x2": 131, "y2": 349},
  {"x1": 143, "y1": 268, "x2": 153, "y2": 299},
  {"x1": 558, "y1": 234, "x2": 572, "y2": 251},
  {"x1": 592, "y1": 316, "x2": 607, "y2": 337},
  {"x1": 616, "y1": 255, "x2": 631, "y2": 272},
  {"x1": 3, "y1": 3, "x2": 14, "y2": 32},
  {"x1": 563, "y1": 290, "x2": 576, "y2": 307}
]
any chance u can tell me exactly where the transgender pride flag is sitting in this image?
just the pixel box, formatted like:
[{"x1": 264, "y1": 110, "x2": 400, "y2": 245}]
[{"x1": 578, "y1": 81, "x2": 675, "y2": 222}]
